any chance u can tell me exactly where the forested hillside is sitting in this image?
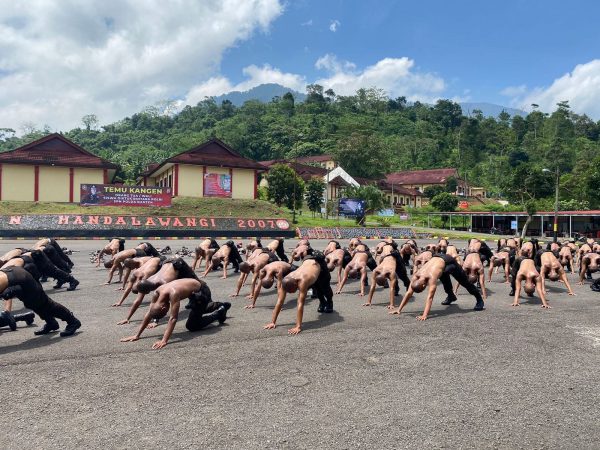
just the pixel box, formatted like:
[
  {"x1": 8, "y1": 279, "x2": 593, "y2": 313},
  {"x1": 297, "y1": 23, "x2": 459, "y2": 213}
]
[{"x1": 1, "y1": 85, "x2": 600, "y2": 207}]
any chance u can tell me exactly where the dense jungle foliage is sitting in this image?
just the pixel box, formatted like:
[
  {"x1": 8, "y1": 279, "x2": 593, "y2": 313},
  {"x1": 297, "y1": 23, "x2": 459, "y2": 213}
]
[{"x1": 2, "y1": 85, "x2": 600, "y2": 208}]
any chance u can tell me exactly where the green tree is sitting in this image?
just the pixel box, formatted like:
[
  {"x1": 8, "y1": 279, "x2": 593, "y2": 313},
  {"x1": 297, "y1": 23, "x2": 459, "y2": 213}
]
[
  {"x1": 431, "y1": 192, "x2": 459, "y2": 212},
  {"x1": 520, "y1": 200, "x2": 537, "y2": 239},
  {"x1": 444, "y1": 176, "x2": 458, "y2": 193},
  {"x1": 333, "y1": 132, "x2": 390, "y2": 178},
  {"x1": 266, "y1": 164, "x2": 305, "y2": 209},
  {"x1": 305, "y1": 177, "x2": 325, "y2": 217},
  {"x1": 423, "y1": 185, "x2": 444, "y2": 199}
]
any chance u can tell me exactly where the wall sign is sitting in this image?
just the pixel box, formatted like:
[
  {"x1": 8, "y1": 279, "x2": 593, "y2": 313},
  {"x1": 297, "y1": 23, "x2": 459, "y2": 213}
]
[
  {"x1": 203, "y1": 173, "x2": 231, "y2": 198},
  {"x1": 80, "y1": 184, "x2": 172, "y2": 207}
]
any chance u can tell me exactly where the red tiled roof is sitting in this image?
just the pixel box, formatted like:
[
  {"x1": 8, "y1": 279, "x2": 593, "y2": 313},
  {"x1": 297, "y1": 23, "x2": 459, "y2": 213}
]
[
  {"x1": 293, "y1": 154, "x2": 335, "y2": 164},
  {"x1": 0, "y1": 133, "x2": 118, "y2": 169},
  {"x1": 148, "y1": 139, "x2": 267, "y2": 176},
  {"x1": 377, "y1": 180, "x2": 422, "y2": 196},
  {"x1": 385, "y1": 168, "x2": 459, "y2": 185},
  {"x1": 357, "y1": 177, "x2": 423, "y2": 196},
  {"x1": 262, "y1": 160, "x2": 327, "y2": 181}
]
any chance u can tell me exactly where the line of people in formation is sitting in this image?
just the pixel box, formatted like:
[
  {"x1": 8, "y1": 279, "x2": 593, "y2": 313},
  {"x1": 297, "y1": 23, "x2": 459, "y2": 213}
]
[{"x1": 2, "y1": 233, "x2": 595, "y2": 349}]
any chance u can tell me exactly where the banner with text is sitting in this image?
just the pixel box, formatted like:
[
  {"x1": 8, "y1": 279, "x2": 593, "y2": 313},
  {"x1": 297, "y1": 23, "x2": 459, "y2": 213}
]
[
  {"x1": 80, "y1": 184, "x2": 172, "y2": 207},
  {"x1": 0, "y1": 215, "x2": 292, "y2": 238},
  {"x1": 203, "y1": 173, "x2": 231, "y2": 198}
]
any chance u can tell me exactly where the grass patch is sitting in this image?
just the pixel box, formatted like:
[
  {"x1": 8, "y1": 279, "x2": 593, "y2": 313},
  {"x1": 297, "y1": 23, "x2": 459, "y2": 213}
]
[{"x1": 0, "y1": 197, "x2": 287, "y2": 218}]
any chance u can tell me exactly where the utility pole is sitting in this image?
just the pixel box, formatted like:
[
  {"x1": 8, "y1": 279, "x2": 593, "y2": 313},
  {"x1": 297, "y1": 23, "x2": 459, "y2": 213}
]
[
  {"x1": 324, "y1": 168, "x2": 330, "y2": 220},
  {"x1": 553, "y1": 166, "x2": 559, "y2": 243},
  {"x1": 292, "y1": 173, "x2": 297, "y2": 224}
]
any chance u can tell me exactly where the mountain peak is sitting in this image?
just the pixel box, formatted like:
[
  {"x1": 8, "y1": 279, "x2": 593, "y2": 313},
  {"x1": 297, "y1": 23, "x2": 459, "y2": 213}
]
[{"x1": 213, "y1": 84, "x2": 306, "y2": 106}]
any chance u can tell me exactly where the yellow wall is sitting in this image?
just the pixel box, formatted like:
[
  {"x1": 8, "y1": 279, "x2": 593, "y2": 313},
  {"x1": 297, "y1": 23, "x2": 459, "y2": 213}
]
[
  {"x1": 178, "y1": 164, "x2": 203, "y2": 197},
  {"x1": 38, "y1": 166, "x2": 69, "y2": 202},
  {"x1": 231, "y1": 168, "x2": 255, "y2": 199},
  {"x1": 72, "y1": 168, "x2": 104, "y2": 202},
  {"x1": 146, "y1": 164, "x2": 257, "y2": 199},
  {"x1": 2, "y1": 164, "x2": 35, "y2": 201},
  {"x1": 156, "y1": 166, "x2": 174, "y2": 188}
]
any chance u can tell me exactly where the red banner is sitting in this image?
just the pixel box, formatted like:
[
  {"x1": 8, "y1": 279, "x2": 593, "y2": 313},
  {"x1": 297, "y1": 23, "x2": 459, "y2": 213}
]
[
  {"x1": 80, "y1": 184, "x2": 172, "y2": 207},
  {"x1": 203, "y1": 173, "x2": 231, "y2": 198}
]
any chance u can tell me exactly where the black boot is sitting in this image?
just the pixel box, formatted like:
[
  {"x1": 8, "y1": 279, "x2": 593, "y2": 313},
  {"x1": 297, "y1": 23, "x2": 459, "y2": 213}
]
[
  {"x1": 40, "y1": 275, "x2": 48, "y2": 283},
  {"x1": 14, "y1": 311, "x2": 35, "y2": 326},
  {"x1": 509, "y1": 289, "x2": 515, "y2": 296},
  {"x1": 324, "y1": 299, "x2": 334, "y2": 313},
  {"x1": 474, "y1": 298, "x2": 485, "y2": 311},
  {"x1": 219, "y1": 302, "x2": 231, "y2": 324},
  {"x1": 53, "y1": 280, "x2": 65, "y2": 289},
  {"x1": 34, "y1": 318, "x2": 60, "y2": 335},
  {"x1": 67, "y1": 279, "x2": 80, "y2": 291},
  {"x1": 317, "y1": 299, "x2": 326, "y2": 313},
  {"x1": 0, "y1": 311, "x2": 17, "y2": 331},
  {"x1": 203, "y1": 305, "x2": 228, "y2": 327},
  {"x1": 441, "y1": 296, "x2": 457, "y2": 305},
  {"x1": 60, "y1": 317, "x2": 81, "y2": 337}
]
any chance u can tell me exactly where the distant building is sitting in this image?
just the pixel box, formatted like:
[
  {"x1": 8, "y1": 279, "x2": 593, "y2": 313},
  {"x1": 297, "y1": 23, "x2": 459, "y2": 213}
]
[
  {"x1": 292, "y1": 154, "x2": 337, "y2": 170},
  {"x1": 375, "y1": 180, "x2": 423, "y2": 208},
  {"x1": 0, "y1": 133, "x2": 118, "y2": 203},
  {"x1": 469, "y1": 186, "x2": 487, "y2": 198},
  {"x1": 259, "y1": 160, "x2": 358, "y2": 201},
  {"x1": 139, "y1": 138, "x2": 266, "y2": 199},
  {"x1": 384, "y1": 168, "x2": 479, "y2": 203}
]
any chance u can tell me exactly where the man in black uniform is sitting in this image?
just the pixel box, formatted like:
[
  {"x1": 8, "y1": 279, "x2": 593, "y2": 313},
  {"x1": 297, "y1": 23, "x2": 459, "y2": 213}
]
[
  {"x1": 185, "y1": 283, "x2": 232, "y2": 332},
  {"x1": 35, "y1": 238, "x2": 74, "y2": 272},
  {"x1": 0, "y1": 266, "x2": 81, "y2": 336},
  {"x1": 272, "y1": 238, "x2": 289, "y2": 263},
  {"x1": 434, "y1": 253, "x2": 485, "y2": 310},
  {"x1": 225, "y1": 240, "x2": 243, "y2": 273},
  {"x1": 2, "y1": 250, "x2": 79, "y2": 291},
  {"x1": 307, "y1": 251, "x2": 334, "y2": 313}
]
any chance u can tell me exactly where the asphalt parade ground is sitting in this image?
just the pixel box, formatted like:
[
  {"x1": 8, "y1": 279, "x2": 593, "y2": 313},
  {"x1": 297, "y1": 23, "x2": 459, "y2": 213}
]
[{"x1": 2, "y1": 239, "x2": 600, "y2": 449}]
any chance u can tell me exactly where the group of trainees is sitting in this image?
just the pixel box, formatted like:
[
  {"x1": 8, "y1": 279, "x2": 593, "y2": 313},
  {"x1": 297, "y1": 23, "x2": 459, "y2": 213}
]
[
  {"x1": 0, "y1": 238, "x2": 81, "y2": 337},
  {"x1": 3, "y1": 234, "x2": 592, "y2": 348},
  {"x1": 106, "y1": 237, "x2": 332, "y2": 345}
]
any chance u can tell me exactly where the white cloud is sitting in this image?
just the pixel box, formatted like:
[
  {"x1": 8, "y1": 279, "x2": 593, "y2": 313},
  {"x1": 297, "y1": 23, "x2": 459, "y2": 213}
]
[
  {"x1": 315, "y1": 54, "x2": 356, "y2": 73},
  {"x1": 0, "y1": 0, "x2": 283, "y2": 131},
  {"x1": 315, "y1": 55, "x2": 447, "y2": 102},
  {"x1": 502, "y1": 60, "x2": 600, "y2": 118},
  {"x1": 329, "y1": 19, "x2": 340, "y2": 32},
  {"x1": 301, "y1": 19, "x2": 313, "y2": 26},
  {"x1": 184, "y1": 54, "x2": 451, "y2": 106}
]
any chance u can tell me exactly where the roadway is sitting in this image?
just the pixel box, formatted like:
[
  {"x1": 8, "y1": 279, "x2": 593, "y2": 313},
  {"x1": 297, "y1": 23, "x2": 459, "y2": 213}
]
[{"x1": 2, "y1": 239, "x2": 599, "y2": 449}]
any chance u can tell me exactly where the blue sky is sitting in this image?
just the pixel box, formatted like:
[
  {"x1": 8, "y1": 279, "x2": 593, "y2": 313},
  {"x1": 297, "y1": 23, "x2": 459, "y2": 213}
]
[
  {"x1": 222, "y1": 0, "x2": 600, "y2": 106},
  {"x1": 1, "y1": 0, "x2": 599, "y2": 131}
]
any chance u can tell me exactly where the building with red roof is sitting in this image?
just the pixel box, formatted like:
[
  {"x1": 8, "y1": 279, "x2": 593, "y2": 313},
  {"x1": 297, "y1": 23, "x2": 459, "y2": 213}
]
[
  {"x1": 139, "y1": 138, "x2": 267, "y2": 199},
  {"x1": 384, "y1": 167, "x2": 485, "y2": 201},
  {"x1": 292, "y1": 154, "x2": 337, "y2": 170},
  {"x1": 0, "y1": 133, "x2": 118, "y2": 202}
]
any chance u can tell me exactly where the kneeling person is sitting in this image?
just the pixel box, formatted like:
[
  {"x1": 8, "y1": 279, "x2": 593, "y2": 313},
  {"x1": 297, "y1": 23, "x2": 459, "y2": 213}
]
[
  {"x1": 120, "y1": 279, "x2": 230, "y2": 349},
  {"x1": 0, "y1": 266, "x2": 81, "y2": 336}
]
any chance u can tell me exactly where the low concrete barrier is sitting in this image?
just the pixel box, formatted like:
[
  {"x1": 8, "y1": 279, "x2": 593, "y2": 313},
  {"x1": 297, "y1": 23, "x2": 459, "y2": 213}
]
[{"x1": 0, "y1": 214, "x2": 294, "y2": 239}]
